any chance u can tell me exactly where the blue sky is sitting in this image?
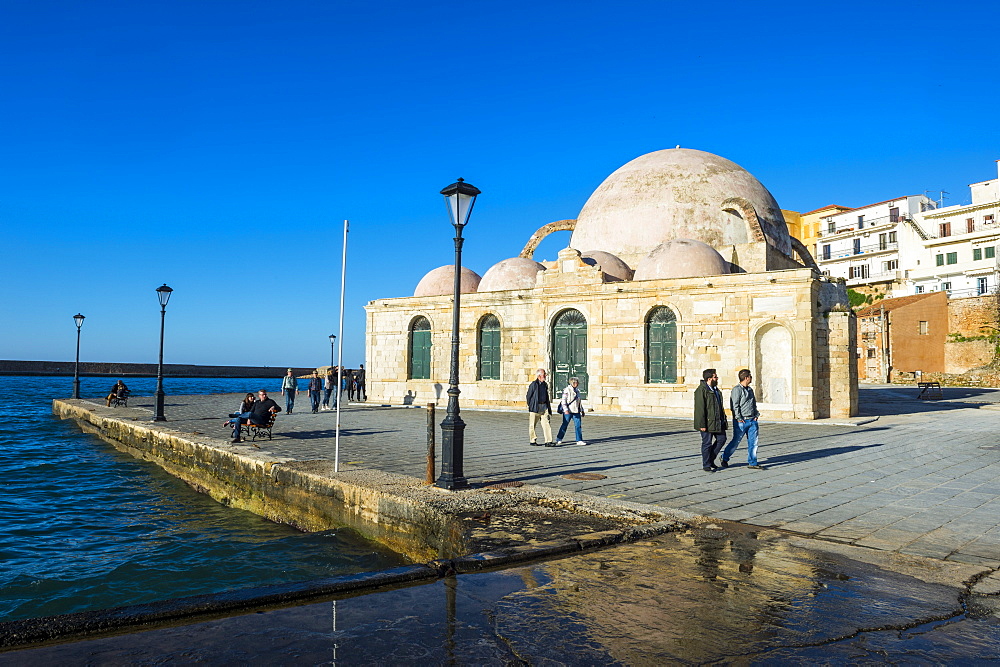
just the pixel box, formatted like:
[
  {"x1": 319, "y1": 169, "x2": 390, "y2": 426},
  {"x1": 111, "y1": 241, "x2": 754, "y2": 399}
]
[{"x1": 2, "y1": 0, "x2": 998, "y2": 369}]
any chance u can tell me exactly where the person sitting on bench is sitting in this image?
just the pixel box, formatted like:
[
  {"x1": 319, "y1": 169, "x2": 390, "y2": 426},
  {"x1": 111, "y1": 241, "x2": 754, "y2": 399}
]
[
  {"x1": 223, "y1": 393, "x2": 257, "y2": 440},
  {"x1": 105, "y1": 380, "x2": 130, "y2": 407},
  {"x1": 233, "y1": 389, "x2": 281, "y2": 443}
]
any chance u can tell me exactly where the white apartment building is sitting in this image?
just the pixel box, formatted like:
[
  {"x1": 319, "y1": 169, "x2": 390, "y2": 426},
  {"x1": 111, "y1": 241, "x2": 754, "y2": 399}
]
[
  {"x1": 910, "y1": 163, "x2": 1000, "y2": 298},
  {"x1": 815, "y1": 195, "x2": 937, "y2": 295}
]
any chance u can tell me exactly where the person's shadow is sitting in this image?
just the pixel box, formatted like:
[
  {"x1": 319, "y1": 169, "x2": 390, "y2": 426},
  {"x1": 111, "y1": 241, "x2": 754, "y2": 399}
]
[{"x1": 402, "y1": 390, "x2": 415, "y2": 406}]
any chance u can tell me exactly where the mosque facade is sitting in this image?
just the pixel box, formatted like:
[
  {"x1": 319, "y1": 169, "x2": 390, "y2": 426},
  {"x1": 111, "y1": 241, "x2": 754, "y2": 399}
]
[{"x1": 365, "y1": 148, "x2": 858, "y2": 419}]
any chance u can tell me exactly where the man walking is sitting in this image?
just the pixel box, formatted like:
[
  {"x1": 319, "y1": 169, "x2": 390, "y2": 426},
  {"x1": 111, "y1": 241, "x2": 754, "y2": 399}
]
[
  {"x1": 526, "y1": 368, "x2": 554, "y2": 447},
  {"x1": 694, "y1": 368, "x2": 728, "y2": 472},
  {"x1": 281, "y1": 368, "x2": 297, "y2": 414},
  {"x1": 308, "y1": 370, "x2": 323, "y2": 413},
  {"x1": 722, "y1": 369, "x2": 764, "y2": 469}
]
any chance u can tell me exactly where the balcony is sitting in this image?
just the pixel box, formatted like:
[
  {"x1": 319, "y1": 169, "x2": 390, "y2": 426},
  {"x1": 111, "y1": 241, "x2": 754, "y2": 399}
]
[
  {"x1": 819, "y1": 241, "x2": 898, "y2": 261},
  {"x1": 819, "y1": 213, "x2": 907, "y2": 238}
]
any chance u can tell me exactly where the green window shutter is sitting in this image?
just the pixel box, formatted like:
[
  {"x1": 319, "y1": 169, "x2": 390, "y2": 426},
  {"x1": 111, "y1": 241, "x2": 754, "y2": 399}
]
[
  {"x1": 947, "y1": 252, "x2": 958, "y2": 265},
  {"x1": 987, "y1": 247, "x2": 996, "y2": 259},
  {"x1": 974, "y1": 248, "x2": 983, "y2": 261},
  {"x1": 478, "y1": 315, "x2": 501, "y2": 380},
  {"x1": 409, "y1": 318, "x2": 431, "y2": 380},
  {"x1": 936, "y1": 254, "x2": 944, "y2": 266},
  {"x1": 647, "y1": 308, "x2": 677, "y2": 384}
]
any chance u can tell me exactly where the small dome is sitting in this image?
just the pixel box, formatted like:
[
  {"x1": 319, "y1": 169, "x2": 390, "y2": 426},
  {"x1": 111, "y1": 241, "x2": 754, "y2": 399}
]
[
  {"x1": 633, "y1": 239, "x2": 730, "y2": 281},
  {"x1": 581, "y1": 250, "x2": 633, "y2": 282},
  {"x1": 478, "y1": 257, "x2": 546, "y2": 291},
  {"x1": 414, "y1": 265, "x2": 481, "y2": 297}
]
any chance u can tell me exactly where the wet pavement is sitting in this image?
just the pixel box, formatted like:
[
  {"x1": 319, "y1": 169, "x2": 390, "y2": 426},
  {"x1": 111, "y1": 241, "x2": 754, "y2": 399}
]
[
  {"x1": 95, "y1": 384, "x2": 1000, "y2": 566},
  {"x1": 6, "y1": 522, "x2": 999, "y2": 664}
]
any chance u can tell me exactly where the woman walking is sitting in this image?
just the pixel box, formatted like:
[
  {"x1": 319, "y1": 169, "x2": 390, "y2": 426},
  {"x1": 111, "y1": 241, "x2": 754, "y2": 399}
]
[{"x1": 555, "y1": 377, "x2": 586, "y2": 446}]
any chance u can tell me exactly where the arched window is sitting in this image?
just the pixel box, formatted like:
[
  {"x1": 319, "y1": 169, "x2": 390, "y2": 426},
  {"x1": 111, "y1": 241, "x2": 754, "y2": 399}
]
[
  {"x1": 409, "y1": 317, "x2": 431, "y2": 380},
  {"x1": 646, "y1": 307, "x2": 677, "y2": 383},
  {"x1": 478, "y1": 314, "x2": 501, "y2": 380}
]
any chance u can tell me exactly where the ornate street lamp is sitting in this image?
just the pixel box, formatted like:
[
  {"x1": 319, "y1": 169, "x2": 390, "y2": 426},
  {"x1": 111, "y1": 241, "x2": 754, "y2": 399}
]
[
  {"x1": 72, "y1": 313, "x2": 85, "y2": 399},
  {"x1": 436, "y1": 177, "x2": 480, "y2": 490},
  {"x1": 153, "y1": 284, "x2": 173, "y2": 421},
  {"x1": 329, "y1": 334, "x2": 337, "y2": 370}
]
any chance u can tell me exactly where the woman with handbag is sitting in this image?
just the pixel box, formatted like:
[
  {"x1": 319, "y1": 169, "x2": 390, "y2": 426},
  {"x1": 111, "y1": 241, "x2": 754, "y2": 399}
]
[{"x1": 555, "y1": 377, "x2": 586, "y2": 446}]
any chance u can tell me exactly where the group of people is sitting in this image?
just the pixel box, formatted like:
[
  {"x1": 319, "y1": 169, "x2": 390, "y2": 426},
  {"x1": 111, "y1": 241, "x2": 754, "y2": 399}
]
[
  {"x1": 526, "y1": 369, "x2": 587, "y2": 447},
  {"x1": 524, "y1": 366, "x2": 763, "y2": 470},
  {"x1": 222, "y1": 390, "x2": 282, "y2": 443},
  {"x1": 279, "y1": 365, "x2": 367, "y2": 414}
]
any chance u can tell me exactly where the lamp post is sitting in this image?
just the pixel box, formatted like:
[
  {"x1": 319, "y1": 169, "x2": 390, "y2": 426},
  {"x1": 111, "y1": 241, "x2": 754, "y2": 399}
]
[
  {"x1": 329, "y1": 334, "x2": 336, "y2": 370},
  {"x1": 436, "y1": 178, "x2": 480, "y2": 490},
  {"x1": 153, "y1": 284, "x2": 173, "y2": 422},
  {"x1": 72, "y1": 313, "x2": 85, "y2": 399}
]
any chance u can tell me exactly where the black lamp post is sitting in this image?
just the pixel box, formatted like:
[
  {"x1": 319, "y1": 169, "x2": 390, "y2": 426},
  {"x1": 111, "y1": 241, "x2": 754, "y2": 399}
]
[
  {"x1": 329, "y1": 334, "x2": 337, "y2": 370},
  {"x1": 153, "y1": 284, "x2": 173, "y2": 422},
  {"x1": 72, "y1": 313, "x2": 85, "y2": 399},
  {"x1": 436, "y1": 177, "x2": 480, "y2": 490}
]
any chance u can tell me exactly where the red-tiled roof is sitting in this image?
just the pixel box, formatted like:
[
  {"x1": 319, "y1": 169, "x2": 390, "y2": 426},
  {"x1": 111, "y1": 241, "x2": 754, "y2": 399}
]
[{"x1": 855, "y1": 291, "x2": 943, "y2": 317}]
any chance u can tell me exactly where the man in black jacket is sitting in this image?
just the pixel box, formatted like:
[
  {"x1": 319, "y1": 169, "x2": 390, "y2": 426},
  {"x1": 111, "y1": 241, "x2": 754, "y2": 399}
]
[
  {"x1": 693, "y1": 368, "x2": 728, "y2": 472},
  {"x1": 526, "y1": 368, "x2": 554, "y2": 446},
  {"x1": 234, "y1": 390, "x2": 282, "y2": 443}
]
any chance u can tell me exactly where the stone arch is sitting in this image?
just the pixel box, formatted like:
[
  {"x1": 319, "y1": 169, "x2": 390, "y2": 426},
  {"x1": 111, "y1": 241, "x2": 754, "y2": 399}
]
[
  {"x1": 789, "y1": 236, "x2": 821, "y2": 271},
  {"x1": 721, "y1": 197, "x2": 766, "y2": 243},
  {"x1": 753, "y1": 322, "x2": 793, "y2": 405},
  {"x1": 519, "y1": 219, "x2": 577, "y2": 259}
]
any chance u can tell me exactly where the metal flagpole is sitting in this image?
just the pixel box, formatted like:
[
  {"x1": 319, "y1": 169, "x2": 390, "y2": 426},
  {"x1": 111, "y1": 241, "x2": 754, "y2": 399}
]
[{"x1": 334, "y1": 219, "x2": 348, "y2": 472}]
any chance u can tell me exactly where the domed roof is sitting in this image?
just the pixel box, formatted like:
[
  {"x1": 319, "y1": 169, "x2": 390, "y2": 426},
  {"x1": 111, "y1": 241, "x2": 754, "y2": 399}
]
[
  {"x1": 414, "y1": 265, "x2": 481, "y2": 297},
  {"x1": 479, "y1": 257, "x2": 546, "y2": 292},
  {"x1": 581, "y1": 250, "x2": 633, "y2": 282},
  {"x1": 633, "y1": 238, "x2": 731, "y2": 281},
  {"x1": 570, "y1": 148, "x2": 790, "y2": 267}
]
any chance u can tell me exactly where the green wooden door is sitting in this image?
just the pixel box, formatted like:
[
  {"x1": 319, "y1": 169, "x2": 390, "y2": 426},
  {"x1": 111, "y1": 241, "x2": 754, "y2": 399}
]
[
  {"x1": 552, "y1": 309, "x2": 588, "y2": 398},
  {"x1": 647, "y1": 307, "x2": 677, "y2": 383},
  {"x1": 409, "y1": 317, "x2": 431, "y2": 379},
  {"x1": 478, "y1": 315, "x2": 500, "y2": 380}
]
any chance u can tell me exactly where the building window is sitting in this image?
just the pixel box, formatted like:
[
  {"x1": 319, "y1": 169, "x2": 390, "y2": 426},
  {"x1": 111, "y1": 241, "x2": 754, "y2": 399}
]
[
  {"x1": 858, "y1": 215, "x2": 865, "y2": 229},
  {"x1": 979, "y1": 277, "x2": 989, "y2": 295},
  {"x1": 867, "y1": 348, "x2": 877, "y2": 358},
  {"x1": 935, "y1": 254, "x2": 945, "y2": 266},
  {"x1": 919, "y1": 321, "x2": 929, "y2": 335},
  {"x1": 939, "y1": 222, "x2": 951, "y2": 237},
  {"x1": 889, "y1": 207, "x2": 900, "y2": 222},
  {"x1": 882, "y1": 260, "x2": 898, "y2": 272},
  {"x1": 974, "y1": 248, "x2": 983, "y2": 261},
  {"x1": 822, "y1": 244, "x2": 831, "y2": 260},
  {"x1": 848, "y1": 265, "x2": 869, "y2": 279},
  {"x1": 986, "y1": 214, "x2": 996, "y2": 225},
  {"x1": 853, "y1": 238, "x2": 861, "y2": 255},
  {"x1": 646, "y1": 307, "x2": 677, "y2": 384},
  {"x1": 408, "y1": 316, "x2": 432, "y2": 380},
  {"x1": 967, "y1": 218, "x2": 976, "y2": 233},
  {"x1": 946, "y1": 252, "x2": 958, "y2": 265},
  {"x1": 889, "y1": 231, "x2": 897, "y2": 243},
  {"x1": 915, "y1": 286, "x2": 925, "y2": 294},
  {"x1": 827, "y1": 220, "x2": 835, "y2": 234},
  {"x1": 477, "y1": 314, "x2": 501, "y2": 380},
  {"x1": 987, "y1": 247, "x2": 996, "y2": 259},
  {"x1": 879, "y1": 233, "x2": 887, "y2": 250},
  {"x1": 941, "y1": 282, "x2": 952, "y2": 292}
]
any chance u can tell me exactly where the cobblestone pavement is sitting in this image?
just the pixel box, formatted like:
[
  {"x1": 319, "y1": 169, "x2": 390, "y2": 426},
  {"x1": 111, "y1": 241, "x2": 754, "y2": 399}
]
[{"x1": 102, "y1": 384, "x2": 1000, "y2": 566}]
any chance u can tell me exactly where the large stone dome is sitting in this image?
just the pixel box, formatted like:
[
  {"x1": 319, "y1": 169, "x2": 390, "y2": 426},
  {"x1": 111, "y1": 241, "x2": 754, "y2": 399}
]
[
  {"x1": 479, "y1": 257, "x2": 546, "y2": 292},
  {"x1": 414, "y1": 265, "x2": 481, "y2": 297},
  {"x1": 570, "y1": 148, "x2": 790, "y2": 267}
]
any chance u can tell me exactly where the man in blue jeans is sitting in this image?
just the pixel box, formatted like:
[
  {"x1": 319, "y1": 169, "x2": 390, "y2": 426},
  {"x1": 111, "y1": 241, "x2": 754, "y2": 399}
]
[{"x1": 721, "y1": 369, "x2": 764, "y2": 470}]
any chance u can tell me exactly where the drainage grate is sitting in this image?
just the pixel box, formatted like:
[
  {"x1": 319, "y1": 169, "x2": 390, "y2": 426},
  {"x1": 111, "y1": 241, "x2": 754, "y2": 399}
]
[
  {"x1": 563, "y1": 473, "x2": 607, "y2": 480},
  {"x1": 483, "y1": 480, "x2": 524, "y2": 489}
]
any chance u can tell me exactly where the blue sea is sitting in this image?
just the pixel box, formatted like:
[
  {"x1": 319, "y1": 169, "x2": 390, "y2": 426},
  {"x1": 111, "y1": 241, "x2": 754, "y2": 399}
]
[{"x1": 0, "y1": 376, "x2": 407, "y2": 622}]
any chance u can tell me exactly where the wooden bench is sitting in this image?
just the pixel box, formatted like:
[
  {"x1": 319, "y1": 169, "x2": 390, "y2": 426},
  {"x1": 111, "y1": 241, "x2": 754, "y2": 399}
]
[
  {"x1": 111, "y1": 390, "x2": 130, "y2": 407},
  {"x1": 242, "y1": 411, "x2": 278, "y2": 443},
  {"x1": 917, "y1": 382, "x2": 943, "y2": 399}
]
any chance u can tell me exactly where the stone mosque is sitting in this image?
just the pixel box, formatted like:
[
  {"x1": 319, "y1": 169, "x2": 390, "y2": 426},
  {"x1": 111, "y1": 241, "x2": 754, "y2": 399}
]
[{"x1": 365, "y1": 148, "x2": 858, "y2": 419}]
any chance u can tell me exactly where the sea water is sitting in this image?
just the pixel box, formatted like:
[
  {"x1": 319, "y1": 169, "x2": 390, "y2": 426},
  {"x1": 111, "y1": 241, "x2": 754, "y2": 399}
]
[{"x1": 0, "y1": 376, "x2": 406, "y2": 622}]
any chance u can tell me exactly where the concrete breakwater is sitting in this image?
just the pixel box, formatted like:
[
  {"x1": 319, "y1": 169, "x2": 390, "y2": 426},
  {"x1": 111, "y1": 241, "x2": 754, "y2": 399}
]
[
  {"x1": 2, "y1": 360, "x2": 316, "y2": 378},
  {"x1": 51, "y1": 399, "x2": 685, "y2": 565}
]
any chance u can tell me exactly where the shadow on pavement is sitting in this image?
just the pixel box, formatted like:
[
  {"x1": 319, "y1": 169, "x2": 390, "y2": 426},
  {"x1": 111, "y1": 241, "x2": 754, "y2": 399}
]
[{"x1": 763, "y1": 442, "x2": 885, "y2": 467}]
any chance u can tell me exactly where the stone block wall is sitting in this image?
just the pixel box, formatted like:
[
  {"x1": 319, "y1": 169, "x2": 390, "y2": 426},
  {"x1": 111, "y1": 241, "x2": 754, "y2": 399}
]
[{"x1": 367, "y1": 259, "x2": 857, "y2": 420}]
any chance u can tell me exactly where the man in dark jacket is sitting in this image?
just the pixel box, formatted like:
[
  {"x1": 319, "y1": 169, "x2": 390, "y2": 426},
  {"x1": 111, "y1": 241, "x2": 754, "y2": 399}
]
[
  {"x1": 526, "y1": 368, "x2": 553, "y2": 446},
  {"x1": 694, "y1": 368, "x2": 728, "y2": 472}
]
